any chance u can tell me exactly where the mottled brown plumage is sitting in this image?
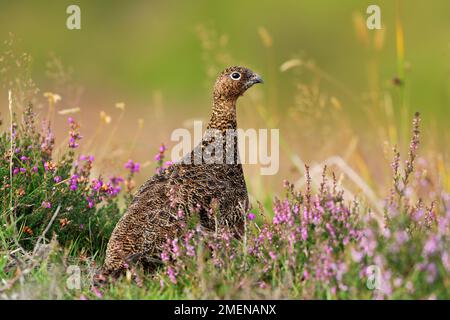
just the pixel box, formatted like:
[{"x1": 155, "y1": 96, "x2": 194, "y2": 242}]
[{"x1": 101, "y1": 66, "x2": 263, "y2": 277}]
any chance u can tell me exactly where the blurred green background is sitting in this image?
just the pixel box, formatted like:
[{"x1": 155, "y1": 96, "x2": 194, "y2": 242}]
[
  {"x1": 0, "y1": 0, "x2": 449, "y2": 197},
  {"x1": 0, "y1": 0, "x2": 448, "y2": 110}
]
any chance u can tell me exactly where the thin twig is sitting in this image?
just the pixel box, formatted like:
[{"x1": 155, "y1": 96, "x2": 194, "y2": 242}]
[{"x1": 32, "y1": 205, "x2": 61, "y2": 256}]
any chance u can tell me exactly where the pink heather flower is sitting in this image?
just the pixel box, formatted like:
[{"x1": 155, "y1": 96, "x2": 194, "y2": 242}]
[
  {"x1": 303, "y1": 269, "x2": 310, "y2": 280},
  {"x1": 32, "y1": 166, "x2": 38, "y2": 173},
  {"x1": 412, "y1": 209, "x2": 425, "y2": 222},
  {"x1": 167, "y1": 266, "x2": 177, "y2": 284},
  {"x1": 68, "y1": 117, "x2": 82, "y2": 148},
  {"x1": 185, "y1": 241, "x2": 195, "y2": 257},
  {"x1": 54, "y1": 176, "x2": 62, "y2": 183},
  {"x1": 248, "y1": 212, "x2": 256, "y2": 221},
  {"x1": 161, "y1": 250, "x2": 170, "y2": 262},
  {"x1": 154, "y1": 153, "x2": 162, "y2": 161},
  {"x1": 424, "y1": 236, "x2": 439, "y2": 256},
  {"x1": 351, "y1": 248, "x2": 363, "y2": 263},
  {"x1": 395, "y1": 230, "x2": 409, "y2": 245},
  {"x1": 159, "y1": 144, "x2": 167, "y2": 153},
  {"x1": 41, "y1": 201, "x2": 52, "y2": 209},
  {"x1": 91, "y1": 286, "x2": 103, "y2": 299},
  {"x1": 19, "y1": 167, "x2": 26, "y2": 173},
  {"x1": 171, "y1": 238, "x2": 181, "y2": 257},
  {"x1": 393, "y1": 277, "x2": 403, "y2": 288},
  {"x1": 80, "y1": 154, "x2": 95, "y2": 162},
  {"x1": 20, "y1": 156, "x2": 29, "y2": 162},
  {"x1": 269, "y1": 251, "x2": 277, "y2": 260},
  {"x1": 13, "y1": 168, "x2": 19, "y2": 175},
  {"x1": 442, "y1": 251, "x2": 450, "y2": 271},
  {"x1": 426, "y1": 263, "x2": 437, "y2": 283},
  {"x1": 301, "y1": 226, "x2": 308, "y2": 241}
]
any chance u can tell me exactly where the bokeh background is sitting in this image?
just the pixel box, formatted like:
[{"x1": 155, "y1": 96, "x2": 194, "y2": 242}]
[{"x1": 0, "y1": 0, "x2": 449, "y2": 204}]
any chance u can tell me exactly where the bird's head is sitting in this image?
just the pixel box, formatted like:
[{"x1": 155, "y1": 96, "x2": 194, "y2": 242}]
[{"x1": 213, "y1": 66, "x2": 263, "y2": 100}]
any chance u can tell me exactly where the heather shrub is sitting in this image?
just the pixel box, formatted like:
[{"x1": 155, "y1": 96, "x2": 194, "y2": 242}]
[
  {"x1": 155, "y1": 113, "x2": 449, "y2": 299},
  {"x1": 157, "y1": 166, "x2": 363, "y2": 299},
  {"x1": 0, "y1": 103, "x2": 126, "y2": 254},
  {"x1": 348, "y1": 114, "x2": 450, "y2": 299}
]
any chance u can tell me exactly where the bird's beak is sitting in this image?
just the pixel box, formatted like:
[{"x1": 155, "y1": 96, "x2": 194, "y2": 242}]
[{"x1": 249, "y1": 73, "x2": 264, "y2": 85}]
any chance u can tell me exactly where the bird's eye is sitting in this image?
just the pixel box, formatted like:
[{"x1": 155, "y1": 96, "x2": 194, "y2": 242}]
[{"x1": 230, "y1": 72, "x2": 241, "y2": 80}]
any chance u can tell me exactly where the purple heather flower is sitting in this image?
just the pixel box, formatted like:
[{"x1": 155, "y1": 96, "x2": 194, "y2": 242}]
[
  {"x1": 110, "y1": 176, "x2": 124, "y2": 185},
  {"x1": 54, "y1": 176, "x2": 62, "y2": 183},
  {"x1": 91, "y1": 178, "x2": 103, "y2": 191},
  {"x1": 32, "y1": 166, "x2": 38, "y2": 173},
  {"x1": 69, "y1": 174, "x2": 79, "y2": 191},
  {"x1": 69, "y1": 137, "x2": 79, "y2": 149},
  {"x1": 20, "y1": 156, "x2": 29, "y2": 162},
  {"x1": 124, "y1": 159, "x2": 140, "y2": 173},
  {"x1": 248, "y1": 212, "x2": 256, "y2": 221},
  {"x1": 13, "y1": 168, "x2": 19, "y2": 175}
]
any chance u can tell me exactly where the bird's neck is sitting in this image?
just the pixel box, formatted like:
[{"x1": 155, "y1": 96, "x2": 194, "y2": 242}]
[{"x1": 207, "y1": 97, "x2": 237, "y2": 131}]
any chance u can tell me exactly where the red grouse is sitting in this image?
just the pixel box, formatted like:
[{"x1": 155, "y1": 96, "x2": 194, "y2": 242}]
[{"x1": 101, "y1": 66, "x2": 263, "y2": 277}]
